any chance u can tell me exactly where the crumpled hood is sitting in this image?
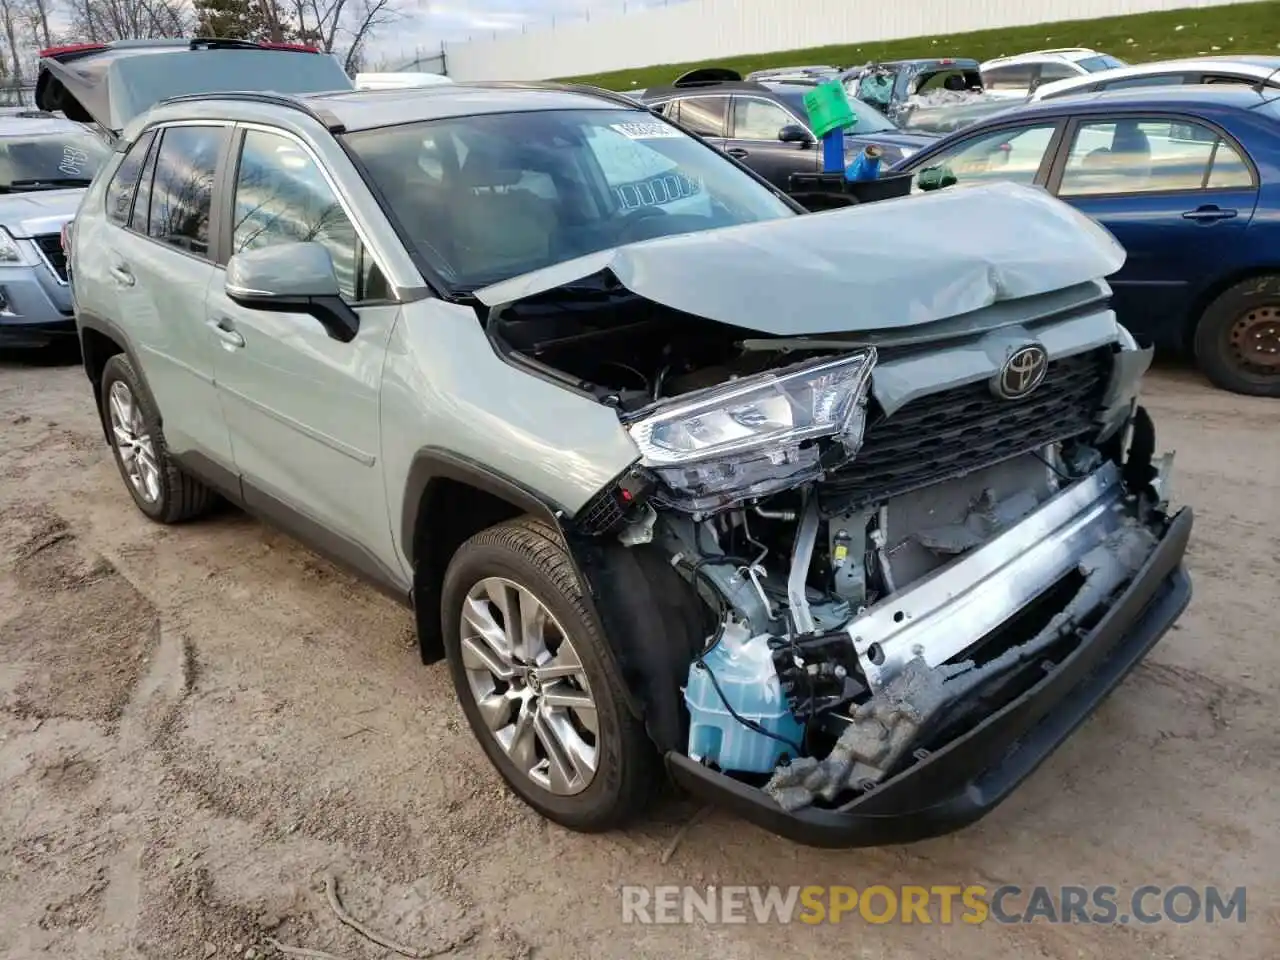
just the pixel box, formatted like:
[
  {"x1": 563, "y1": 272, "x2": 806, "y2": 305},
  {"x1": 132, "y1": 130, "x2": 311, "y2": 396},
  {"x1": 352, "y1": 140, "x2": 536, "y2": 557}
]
[
  {"x1": 0, "y1": 188, "x2": 81, "y2": 238},
  {"x1": 474, "y1": 181, "x2": 1125, "y2": 336}
]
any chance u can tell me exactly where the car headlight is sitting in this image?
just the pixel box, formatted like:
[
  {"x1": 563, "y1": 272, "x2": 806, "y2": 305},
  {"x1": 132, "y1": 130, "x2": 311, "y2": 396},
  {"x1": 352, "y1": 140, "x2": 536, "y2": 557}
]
[
  {"x1": 625, "y1": 350, "x2": 877, "y2": 513},
  {"x1": 0, "y1": 227, "x2": 21, "y2": 263}
]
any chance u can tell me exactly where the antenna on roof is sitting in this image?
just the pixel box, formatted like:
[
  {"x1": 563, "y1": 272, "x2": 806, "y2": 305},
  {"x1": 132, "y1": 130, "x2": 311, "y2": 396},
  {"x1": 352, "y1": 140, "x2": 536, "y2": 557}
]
[{"x1": 1253, "y1": 64, "x2": 1280, "y2": 94}]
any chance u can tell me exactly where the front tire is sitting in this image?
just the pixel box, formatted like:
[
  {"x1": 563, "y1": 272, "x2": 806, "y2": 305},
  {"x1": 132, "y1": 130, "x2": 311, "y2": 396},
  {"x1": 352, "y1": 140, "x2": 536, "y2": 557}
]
[
  {"x1": 440, "y1": 516, "x2": 657, "y2": 832},
  {"x1": 100, "y1": 354, "x2": 215, "y2": 523},
  {"x1": 1193, "y1": 276, "x2": 1280, "y2": 397}
]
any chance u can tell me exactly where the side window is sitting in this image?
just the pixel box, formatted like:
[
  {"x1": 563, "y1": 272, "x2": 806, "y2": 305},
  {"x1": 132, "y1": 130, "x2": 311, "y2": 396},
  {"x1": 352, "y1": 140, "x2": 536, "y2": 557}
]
[
  {"x1": 984, "y1": 65, "x2": 1035, "y2": 93},
  {"x1": 678, "y1": 97, "x2": 728, "y2": 137},
  {"x1": 732, "y1": 98, "x2": 795, "y2": 140},
  {"x1": 1058, "y1": 118, "x2": 1254, "y2": 197},
  {"x1": 1102, "y1": 73, "x2": 1187, "y2": 91},
  {"x1": 103, "y1": 129, "x2": 156, "y2": 227},
  {"x1": 232, "y1": 128, "x2": 386, "y2": 303},
  {"x1": 1202, "y1": 74, "x2": 1253, "y2": 86},
  {"x1": 1037, "y1": 63, "x2": 1079, "y2": 84},
  {"x1": 916, "y1": 124, "x2": 1057, "y2": 189},
  {"x1": 147, "y1": 125, "x2": 226, "y2": 257}
]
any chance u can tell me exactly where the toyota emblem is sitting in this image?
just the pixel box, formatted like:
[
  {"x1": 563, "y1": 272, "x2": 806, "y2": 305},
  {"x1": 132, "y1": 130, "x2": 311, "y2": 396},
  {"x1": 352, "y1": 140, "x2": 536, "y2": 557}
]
[{"x1": 992, "y1": 345, "x2": 1049, "y2": 400}]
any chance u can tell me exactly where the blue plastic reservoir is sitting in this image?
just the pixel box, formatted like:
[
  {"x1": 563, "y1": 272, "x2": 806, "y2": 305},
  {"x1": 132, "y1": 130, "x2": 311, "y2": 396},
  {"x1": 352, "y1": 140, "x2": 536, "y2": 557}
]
[{"x1": 684, "y1": 621, "x2": 804, "y2": 774}]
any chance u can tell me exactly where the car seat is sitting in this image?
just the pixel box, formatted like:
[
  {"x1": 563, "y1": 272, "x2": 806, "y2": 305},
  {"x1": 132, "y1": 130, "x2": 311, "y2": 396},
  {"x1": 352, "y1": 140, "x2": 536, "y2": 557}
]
[
  {"x1": 447, "y1": 141, "x2": 555, "y2": 279},
  {"x1": 1110, "y1": 121, "x2": 1152, "y2": 183}
]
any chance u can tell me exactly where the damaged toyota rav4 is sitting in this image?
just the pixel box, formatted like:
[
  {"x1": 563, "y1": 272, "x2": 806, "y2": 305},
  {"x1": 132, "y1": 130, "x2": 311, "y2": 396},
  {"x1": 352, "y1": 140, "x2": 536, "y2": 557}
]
[{"x1": 61, "y1": 68, "x2": 1192, "y2": 845}]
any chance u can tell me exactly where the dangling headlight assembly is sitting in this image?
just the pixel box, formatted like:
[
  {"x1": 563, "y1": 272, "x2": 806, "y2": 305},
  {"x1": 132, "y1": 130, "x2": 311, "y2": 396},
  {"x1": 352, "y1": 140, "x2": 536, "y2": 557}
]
[{"x1": 624, "y1": 349, "x2": 877, "y2": 513}]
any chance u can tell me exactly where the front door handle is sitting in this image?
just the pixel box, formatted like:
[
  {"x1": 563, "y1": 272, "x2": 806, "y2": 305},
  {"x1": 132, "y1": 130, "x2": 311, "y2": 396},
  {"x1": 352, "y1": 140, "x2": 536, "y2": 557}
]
[
  {"x1": 208, "y1": 316, "x2": 245, "y2": 349},
  {"x1": 726, "y1": 147, "x2": 750, "y2": 159},
  {"x1": 108, "y1": 264, "x2": 134, "y2": 287},
  {"x1": 1182, "y1": 205, "x2": 1238, "y2": 223}
]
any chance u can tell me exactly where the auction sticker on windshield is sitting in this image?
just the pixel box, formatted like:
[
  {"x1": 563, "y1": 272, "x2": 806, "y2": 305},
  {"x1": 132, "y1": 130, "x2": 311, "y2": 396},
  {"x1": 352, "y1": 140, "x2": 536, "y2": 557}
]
[{"x1": 610, "y1": 121, "x2": 683, "y2": 140}]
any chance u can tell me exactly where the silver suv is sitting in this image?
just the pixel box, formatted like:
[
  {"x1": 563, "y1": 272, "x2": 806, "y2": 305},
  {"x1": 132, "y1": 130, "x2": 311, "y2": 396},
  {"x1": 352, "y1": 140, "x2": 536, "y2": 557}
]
[
  {"x1": 0, "y1": 114, "x2": 110, "y2": 347},
  {"x1": 62, "y1": 54, "x2": 1193, "y2": 846}
]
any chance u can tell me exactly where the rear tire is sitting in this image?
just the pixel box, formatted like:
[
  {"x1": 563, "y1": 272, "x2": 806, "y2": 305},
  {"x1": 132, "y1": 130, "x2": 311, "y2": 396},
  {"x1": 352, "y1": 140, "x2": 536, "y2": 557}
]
[
  {"x1": 1193, "y1": 276, "x2": 1280, "y2": 397},
  {"x1": 100, "y1": 354, "x2": 215, "y2": 523},
  {"x1": 441, "y1": 516, "x2": 658, "y2": 832}
]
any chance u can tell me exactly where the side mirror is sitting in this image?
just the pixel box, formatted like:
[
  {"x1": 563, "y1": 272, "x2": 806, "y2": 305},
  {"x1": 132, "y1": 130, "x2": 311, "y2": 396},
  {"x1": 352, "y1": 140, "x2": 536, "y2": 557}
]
[
  {"x1": 779, "y1": 124, "x2": 814, "y2": 146},
  {"x1": 225, "y1": 241, "x2": 359, "y2": 343}
]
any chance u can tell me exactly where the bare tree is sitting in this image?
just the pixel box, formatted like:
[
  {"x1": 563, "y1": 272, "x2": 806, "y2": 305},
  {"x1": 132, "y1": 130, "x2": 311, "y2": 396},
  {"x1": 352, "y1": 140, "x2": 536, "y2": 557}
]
[
  {"x1": 289, "y1": 0, "x2": 402, "y2": 73},
  {"x1": 64, "y1": 0, "x2": 193, "y2": 42}
]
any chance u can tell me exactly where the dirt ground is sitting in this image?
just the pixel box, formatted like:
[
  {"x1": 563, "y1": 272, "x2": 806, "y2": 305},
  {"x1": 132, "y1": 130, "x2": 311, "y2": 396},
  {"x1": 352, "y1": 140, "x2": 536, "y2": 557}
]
[{"x1": 0, "y1": 349, "x2": 1276, "y2": 960}]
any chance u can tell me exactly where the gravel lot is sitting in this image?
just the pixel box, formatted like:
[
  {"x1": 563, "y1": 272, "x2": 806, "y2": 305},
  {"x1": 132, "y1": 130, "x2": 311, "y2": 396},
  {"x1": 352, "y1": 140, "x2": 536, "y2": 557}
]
[{"x1": 1, "y1": 350, "x2": 1276, "y2": 960}]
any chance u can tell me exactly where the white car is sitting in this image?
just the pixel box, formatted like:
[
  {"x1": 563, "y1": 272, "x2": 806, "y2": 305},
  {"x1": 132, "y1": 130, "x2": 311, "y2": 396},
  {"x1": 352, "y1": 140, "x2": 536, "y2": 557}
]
[
  {"x1": 354, "y1": 71, "x2": 453, "y2": 90},
  {"x1": 1030, "y1": 55, "x2": 1280, "y2": 101},
  {"x1": 980, "y1": 48, "x2": 1126, "y2": 98}
]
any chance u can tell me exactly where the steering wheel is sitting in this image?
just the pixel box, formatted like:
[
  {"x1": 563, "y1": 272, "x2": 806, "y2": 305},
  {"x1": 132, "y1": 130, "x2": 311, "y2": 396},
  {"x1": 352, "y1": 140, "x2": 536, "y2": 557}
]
[{"x1": 615, "y1": 205, "x2": 670, "y2": 243}]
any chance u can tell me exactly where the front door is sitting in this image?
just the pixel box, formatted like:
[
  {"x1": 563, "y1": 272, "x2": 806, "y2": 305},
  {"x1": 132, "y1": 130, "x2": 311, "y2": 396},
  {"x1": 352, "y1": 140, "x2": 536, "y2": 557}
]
[
  {"x1": 725, "y1": 95, "x2": 817, "y2": 189},
  {"x1": 207, "y1": 125, "x2": 404, "y2": 585},
  {"x1": 1053, "y1": 115, "x2": 1259, "y2": 349},
  {"x1": 104, "y1": 123, "x2": 236, "y2": 469}
]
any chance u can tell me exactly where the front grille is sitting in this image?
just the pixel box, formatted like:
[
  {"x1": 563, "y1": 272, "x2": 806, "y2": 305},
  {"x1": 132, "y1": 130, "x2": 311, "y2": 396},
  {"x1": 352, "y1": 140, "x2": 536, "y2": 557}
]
[
  {"x1": 823, "y1": 348, "x2": 1113, "y2": 506},
  {"x1": 34, "y1": 233, "x2": 68, "y2": 282}
]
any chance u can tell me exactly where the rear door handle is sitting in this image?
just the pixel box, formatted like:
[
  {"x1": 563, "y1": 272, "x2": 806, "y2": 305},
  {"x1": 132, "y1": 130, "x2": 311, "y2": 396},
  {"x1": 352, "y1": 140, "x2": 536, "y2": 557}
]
[
  {"x1": 1182, "y1": 205, "x2": 1238, "y2": 223},
  {"x1": 726, "y1": 147, "x2": 749, "y2": 159},
  {"x1": 108, "y1": 264, "x2": 134, "y2": 287},
  {"x1": 208, "y1": 316, "x2": 245, "y2": 349}
]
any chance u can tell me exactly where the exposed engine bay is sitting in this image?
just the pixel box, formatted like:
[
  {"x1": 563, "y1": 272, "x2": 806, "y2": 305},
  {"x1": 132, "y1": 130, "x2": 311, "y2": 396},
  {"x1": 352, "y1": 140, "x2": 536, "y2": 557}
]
[{"x1": 487, "y1": 273, "x2": 1172, "y2": 813}]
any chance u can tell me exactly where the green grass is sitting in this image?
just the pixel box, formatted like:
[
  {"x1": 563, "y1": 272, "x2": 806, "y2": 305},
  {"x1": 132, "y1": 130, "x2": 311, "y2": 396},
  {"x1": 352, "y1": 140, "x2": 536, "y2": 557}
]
[{"x1": 559, "y1": 1, "x2": 1280, "y2": 90}]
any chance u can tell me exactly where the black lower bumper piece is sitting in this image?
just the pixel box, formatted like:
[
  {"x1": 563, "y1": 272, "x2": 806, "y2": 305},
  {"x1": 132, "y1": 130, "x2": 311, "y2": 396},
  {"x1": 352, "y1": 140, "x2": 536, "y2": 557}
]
[
  {"x1": 0, "y1": 316, "x2": 76, "y2": 347},
  {"x1": 665, "y1": 507, "x2": 1194, "y2": 848}
]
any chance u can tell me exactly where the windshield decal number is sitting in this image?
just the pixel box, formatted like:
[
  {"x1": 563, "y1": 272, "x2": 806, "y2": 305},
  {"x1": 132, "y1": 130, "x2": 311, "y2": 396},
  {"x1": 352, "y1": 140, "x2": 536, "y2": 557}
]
[
  {"x1": 609, "y1": 121, "x2": 684, "y2": 140},
  {"x1": 59, "y1": 145, "x2": 91, "y2": 177}
]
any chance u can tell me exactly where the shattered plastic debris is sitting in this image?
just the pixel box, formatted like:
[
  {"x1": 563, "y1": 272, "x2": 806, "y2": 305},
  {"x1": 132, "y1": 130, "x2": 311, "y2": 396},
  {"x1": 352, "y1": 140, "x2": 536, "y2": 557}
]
[
  {"x1": 764, "y1": 656, "x2": 967, "y2": 812},
  {"x1": 764, "y1": 522, "x2": 1159, "y2": 812}
]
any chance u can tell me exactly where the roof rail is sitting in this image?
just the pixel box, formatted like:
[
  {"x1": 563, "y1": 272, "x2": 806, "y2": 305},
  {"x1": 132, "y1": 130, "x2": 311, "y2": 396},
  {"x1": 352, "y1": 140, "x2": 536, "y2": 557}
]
[{"x1": 156, "y1": 90, "x2": 347, "y2": 131}]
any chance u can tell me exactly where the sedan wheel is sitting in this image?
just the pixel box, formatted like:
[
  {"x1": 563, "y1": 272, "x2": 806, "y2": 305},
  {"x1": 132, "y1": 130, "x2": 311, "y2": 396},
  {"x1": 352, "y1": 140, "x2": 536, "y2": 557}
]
[{"x1": 459, "y1": 576, "x2": 599, "y2": 796}]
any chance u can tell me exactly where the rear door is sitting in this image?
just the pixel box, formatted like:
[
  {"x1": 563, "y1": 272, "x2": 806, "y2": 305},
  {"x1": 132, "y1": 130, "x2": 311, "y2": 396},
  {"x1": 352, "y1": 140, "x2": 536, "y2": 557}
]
[
  {"x1": 1049, "y1": 113, "x2": 1260, "y2": 348},
  {"x1": 103, "y1": 122, "x2": 236, "y2": 469},
  {"x1": 725, "y1": 94, "x2": 817, "y2": 189},
  {"x1": 669, "y1": 94, "x2": 729, "y2": 153}
]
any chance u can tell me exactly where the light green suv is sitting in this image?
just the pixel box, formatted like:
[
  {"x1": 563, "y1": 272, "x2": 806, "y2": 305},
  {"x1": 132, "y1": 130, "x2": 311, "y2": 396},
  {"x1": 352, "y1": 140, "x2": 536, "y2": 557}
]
[{"x1": 62, "y1": 50, "x2": 1193, "y2": 847}]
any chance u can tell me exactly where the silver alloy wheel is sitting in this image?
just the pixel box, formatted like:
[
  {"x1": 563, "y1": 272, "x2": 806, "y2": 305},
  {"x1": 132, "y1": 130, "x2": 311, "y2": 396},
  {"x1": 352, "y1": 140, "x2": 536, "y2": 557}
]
[
  {"x1": 107, "y1": 380, "x2": 161, "y2": 504},
  {"x1": 460, "y1": 576, "x2": 599, "y2": 796}
]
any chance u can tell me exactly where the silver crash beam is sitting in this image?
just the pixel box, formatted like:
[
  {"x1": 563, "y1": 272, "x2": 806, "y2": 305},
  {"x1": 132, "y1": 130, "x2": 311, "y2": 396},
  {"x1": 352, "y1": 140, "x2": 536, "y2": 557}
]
[{"x1": 849, "y1": 461, "x2": 1129, "y2": 690}]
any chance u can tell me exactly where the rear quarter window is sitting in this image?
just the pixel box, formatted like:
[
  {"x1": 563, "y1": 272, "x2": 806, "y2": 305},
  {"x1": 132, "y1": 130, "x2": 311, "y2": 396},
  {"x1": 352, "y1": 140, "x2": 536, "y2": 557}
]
[{"x1": 103, "y1": 129, "x2": 156, "y2": 227}]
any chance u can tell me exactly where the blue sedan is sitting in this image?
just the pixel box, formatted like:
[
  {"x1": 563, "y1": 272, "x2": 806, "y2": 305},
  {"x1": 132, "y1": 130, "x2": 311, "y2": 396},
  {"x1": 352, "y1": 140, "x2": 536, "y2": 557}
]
[{"x1": 894, "y1": 85, "x2": 1280, "y2": 397}]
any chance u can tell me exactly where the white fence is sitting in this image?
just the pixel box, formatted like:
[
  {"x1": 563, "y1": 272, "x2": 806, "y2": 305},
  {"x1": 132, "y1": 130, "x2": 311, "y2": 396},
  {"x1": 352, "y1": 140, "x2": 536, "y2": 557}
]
[{"x1": 444, "y1": 0, "x2": 1253, "y2": 81}]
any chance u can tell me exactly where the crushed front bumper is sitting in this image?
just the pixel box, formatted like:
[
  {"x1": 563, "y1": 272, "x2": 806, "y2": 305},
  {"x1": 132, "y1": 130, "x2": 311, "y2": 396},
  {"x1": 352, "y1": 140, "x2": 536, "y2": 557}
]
[{"x1": 665, "y1": 495, "x2": 1193, "y2": 848}]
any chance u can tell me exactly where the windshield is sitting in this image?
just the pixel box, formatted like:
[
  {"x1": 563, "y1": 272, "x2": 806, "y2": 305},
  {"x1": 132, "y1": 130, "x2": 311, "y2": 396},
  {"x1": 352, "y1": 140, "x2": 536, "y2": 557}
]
[
  {"x1": 344, "y1": 108, "x2": 795, "y2": 290},
  {"x1": 1076, "y1": 55, "x2": 1127, "y2": 72},
  {"x1": 0, "y1": 129, "x2": 109, "y2": 191},
  {"x1": 776, "y1": 88, "x2": 897, "y2": 133}
]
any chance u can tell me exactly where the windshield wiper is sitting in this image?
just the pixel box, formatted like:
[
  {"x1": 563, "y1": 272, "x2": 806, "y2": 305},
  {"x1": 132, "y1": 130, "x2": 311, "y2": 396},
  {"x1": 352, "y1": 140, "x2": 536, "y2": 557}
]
[{"x1": 0, "y1": 177, "x2": 94, "y2": 193}]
